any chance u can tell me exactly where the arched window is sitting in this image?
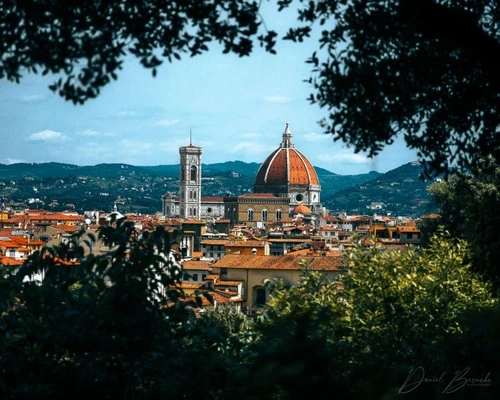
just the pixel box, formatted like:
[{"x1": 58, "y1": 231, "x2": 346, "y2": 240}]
[
  {"x1": 193, "y1": 208, "x2": 196, "y2": 216},
  {"x1": 262, "y1": 209, "x2": 268, "y2": 222},
  {"x1": 255, "y1": 288, "x2": 266, "y2": 305},
  {"x1": 248, "y1": 209, "x2": 254, "y2": 221},
  {"x1": 190, "y1": 165, "x2": 197, "y2": 182},
  {"x1": 276, "y1": 209, "x2": 282, "y2": 221}
]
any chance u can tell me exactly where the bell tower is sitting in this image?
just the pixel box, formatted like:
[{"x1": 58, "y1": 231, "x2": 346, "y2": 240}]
[{"x1": 179, "y1": 132, "x2": 202, "y2": 219}]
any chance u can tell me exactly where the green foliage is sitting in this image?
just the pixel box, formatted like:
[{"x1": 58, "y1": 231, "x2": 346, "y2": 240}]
[
  {"x1": 324, "y1": 161, "x2": 437, "y2": 216},
  {"x1": 242, "y1": 232, "x2": 498, "y2": 399},
  {"x1": 1, "y1": 221, "x2": 498, "y2": 399},
  {"x1": 0, "y1": 219, "x2": 229, "y2": 399},
  {"x1": 427, "y1": 158, "x2": 500, "y2": 291},
  {"x1": 0, "y1": 1, "x2": 274, "y2": 104},
  {"x1": 0, "y1": 161, "x2": 389, "y2": 214},
  {"x1": 200, "y1": 303, "x2": 248, "y2": 337},
  {"x1": 2, "y1": 2, "x2": 498, "y2": 176},
  {"x1": 281, "y1": 0, "x2": 500, "y2": 176}
]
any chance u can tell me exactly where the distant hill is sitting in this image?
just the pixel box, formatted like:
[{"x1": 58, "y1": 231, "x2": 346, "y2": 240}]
[
  {"x1": 323, "y1": 161, "x2": 439, "y2": 217},
  {"x1": 0, "y1": 161, "x2": 434, "y2": 216}
]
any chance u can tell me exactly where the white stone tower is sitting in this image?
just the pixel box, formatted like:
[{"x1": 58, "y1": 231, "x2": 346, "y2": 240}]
[{"x1": 179, "y1": 132, "x2": 202, "y2": 219}]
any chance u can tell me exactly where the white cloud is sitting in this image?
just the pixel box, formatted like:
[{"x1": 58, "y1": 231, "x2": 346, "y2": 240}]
[
  {"x1": 318, "y1": 152, "x2": 371, "y2": 164},
  {"x1": 263, "y1": 95, "x2": 291, "y2": 103},
  {"x1": 156, "y1": 119, "x2": 180, "y2": 127},
  {"x1": 1, "y1": 157, "x2": 25, "y2": 164},
  {"x1": 20, "y1": 94, "x2": 47, "y2": 103},
  {"x1": 301, "y1": 131, "x2": 331, "y2": 143},
  {"x1": 27, "y1": 130, "x2": 68, "y2": 142}
]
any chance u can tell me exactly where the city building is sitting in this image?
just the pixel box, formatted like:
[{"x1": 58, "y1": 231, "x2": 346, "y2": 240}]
[
  {"x1": 254, "y1": 123, "x2": 323, "y2": 213},
  {"x1": 179, "y1": 137, "x2": 202, "y2": 219}
]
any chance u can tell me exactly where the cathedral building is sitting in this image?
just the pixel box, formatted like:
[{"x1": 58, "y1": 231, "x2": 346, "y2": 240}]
[
  {"x1": 254, "y1": 123, "x2": 322, "y2": 213},
  {"x1": 162, "y1": 123, "x2": 323, "y2": 226}
]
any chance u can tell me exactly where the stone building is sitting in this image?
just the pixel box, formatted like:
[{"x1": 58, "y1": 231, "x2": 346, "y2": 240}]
[
  {"x1": 163, "y1": 123, "x2": 324, "y2": 224},
  {"x1": 223, "y1": 193, "x2": 290, "y2": 228},
  {"x1": 179, "y1": 139, "x2": 202, "y2": 219}
]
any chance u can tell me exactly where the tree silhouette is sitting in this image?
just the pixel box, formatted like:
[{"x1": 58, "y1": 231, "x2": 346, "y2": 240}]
[{"x1": 1, "y1": 1, "x2": 498, "y2": 175}]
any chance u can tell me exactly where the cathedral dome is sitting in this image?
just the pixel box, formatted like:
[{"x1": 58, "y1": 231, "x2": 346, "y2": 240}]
[
  {"x1": 254, "y1": 123, "x2": 319, "y2": 188},
  {"x1": 292, "y1": 204, "x2": 312, "y2": 214}
]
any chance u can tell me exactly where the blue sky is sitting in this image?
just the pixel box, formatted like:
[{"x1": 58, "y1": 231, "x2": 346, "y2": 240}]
[{"x1": 0, "y1": 5, "x2": 417, "y2": 175}]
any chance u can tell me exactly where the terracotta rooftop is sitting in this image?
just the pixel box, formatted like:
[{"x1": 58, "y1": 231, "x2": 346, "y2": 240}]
[
  {"x1": 29, "y1": 214, "x2": 84, "y2": 221},
  {"x1": 178, "y1": 282, "x2": 205, "y2": 290},
  {"x1": 254, "y1": 123, "x2": 319, "y2": 187},
  {"x1": 238, "y1": 193, "x2": 280, "y2": 198},
  {"x1": 293, "y1": 205, "x2": 312, "y2": 214},
  {"x1": 182, "y1": 260, "x2": 212, "y2": 270},
  {"x1": 200, "y1": 196, "x2": 224, "y2": 202},
  {"x1": 225, "y1": 240, "x2": 267, "y2": 248},
  {"x1": 213, "y1": 254, "x2": 344, "y2": 271},
  {"x1": 398, "y1": 226, "x2": 420, "y2": 233},
  {"x1": 255, "y1": 147, "x2": 319, "y2": 186},
  {"x1": 0, "y1": 256, "x2": 23, "y2": 266},
  {"x1": 214, "y1": 280, "x2": 243, "y2": 286},
  {"x1": 200, "y1": 239, "x2": 230, "y2": 245}
]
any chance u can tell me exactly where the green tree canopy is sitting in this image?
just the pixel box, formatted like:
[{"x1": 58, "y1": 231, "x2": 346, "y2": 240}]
[
  {"x1": 426, "y1": 157, "x2": 500, "y2": 291},
  {"x1": 286, "y1": 0, "x2": 500, "y2": 176},
  {"x1": 1, "y1": 1, "x2": 498, "y2": 176},
  {"x1": 243, "y1": 232, "x2": 498, "y2": 399},
  {"x1": 0, "y1": 0, "x2": 277, "y2": 103},
  {"x1": 0, "y1": 220, "x2": 231, "y2": 399}
]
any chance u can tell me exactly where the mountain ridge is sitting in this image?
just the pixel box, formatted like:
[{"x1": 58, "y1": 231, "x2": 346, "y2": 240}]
[{"x1": 0, "y1": 161, "x2": 435, "y2": 217}]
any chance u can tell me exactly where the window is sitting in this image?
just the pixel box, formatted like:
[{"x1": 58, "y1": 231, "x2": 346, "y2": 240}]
[
  {"x1": 276, "y1": 209, "x2": 282, "y2": 220},
  {"x1": 183, "y1": 273, "x2": 189, "y2": 281},
  {"x1": 193, "y1": 208, "x2": 196, "y2": 216},
  {"x1": 192, "y1": 273, "x2": 198, "y2": 281},
  {"x1": 295, "y1": 193, "x2": 304, "y2": 202},
  {"x1": 256, "y1": 288, "x2": 266, "y2": 305},
  {"x1": 190, "y1": 165, "x2": 197, "y2": 181},
  {"x1": 202, "y1": 274, "x2": 207, "y2": 280},
  {"x1": 262, "y1": 209, "x2": 268, "y2": 222},
  {"x1": 248, "y1": 209, "x2": 254, "y2": 221},
  {"x1": 210, "y1": 252, "x2": 214, "y2": 258}
]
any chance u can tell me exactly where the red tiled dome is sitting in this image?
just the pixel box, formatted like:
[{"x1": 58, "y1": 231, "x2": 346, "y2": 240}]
[
  {"x1": 254, "y1": 123, "x2": 319, "y2": 187},
  {"x1": 292, "y1": 204, "x2": 312, "y2": 214}
]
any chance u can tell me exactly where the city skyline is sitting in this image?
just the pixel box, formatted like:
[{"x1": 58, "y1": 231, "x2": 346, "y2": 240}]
[{"x1": 0, "y1": 5, "x2": 418, "y2": 176}]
